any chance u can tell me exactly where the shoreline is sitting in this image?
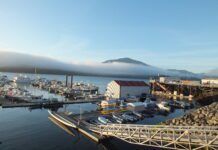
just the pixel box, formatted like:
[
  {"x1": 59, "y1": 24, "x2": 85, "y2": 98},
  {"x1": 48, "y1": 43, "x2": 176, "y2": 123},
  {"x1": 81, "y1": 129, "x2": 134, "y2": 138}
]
[{"x1": 161, "y1": 102, "x2": 218, "y2": 126}]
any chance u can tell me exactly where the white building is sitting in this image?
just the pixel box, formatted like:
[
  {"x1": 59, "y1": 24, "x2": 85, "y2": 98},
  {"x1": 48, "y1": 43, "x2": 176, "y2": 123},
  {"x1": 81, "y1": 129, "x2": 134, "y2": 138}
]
[
  {"x1": 202, "y1": 78, "x2": 218, "y2": 85},
  {"x1": 159, "y1": 77, "x2": 180, "y2": 84},
  {"x1": 105, "y1": 80, "x2": 150, "y2": 99},
  {"x1": 181, "y1": 80, "x2": 201, "y2": 86}
]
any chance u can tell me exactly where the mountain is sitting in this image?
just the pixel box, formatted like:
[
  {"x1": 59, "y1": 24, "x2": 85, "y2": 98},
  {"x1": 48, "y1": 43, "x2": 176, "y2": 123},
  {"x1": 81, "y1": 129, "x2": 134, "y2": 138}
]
[
  {"x1": 167, "y1": 69, "x2": 196, "y2": 76},
  {"x1": 103, "y1": 57, "x2": 149, "y2": 66}
]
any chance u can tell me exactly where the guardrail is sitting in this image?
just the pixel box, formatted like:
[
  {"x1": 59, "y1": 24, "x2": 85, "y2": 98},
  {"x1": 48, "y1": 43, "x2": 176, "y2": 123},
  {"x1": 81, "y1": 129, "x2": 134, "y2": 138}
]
[{"x1": 89, "y1": 124, "x2": 218, "y2": 150}]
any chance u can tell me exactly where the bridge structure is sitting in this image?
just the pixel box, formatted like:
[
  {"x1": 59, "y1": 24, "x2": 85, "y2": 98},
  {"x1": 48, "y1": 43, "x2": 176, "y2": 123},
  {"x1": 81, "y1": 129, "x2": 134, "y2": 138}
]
[
  {"x1": 49, "y1": 111, "x2": 218, "y2": 150},
  {"x1": 88, "y1": 123, "x2": 218, "y2": 150}
]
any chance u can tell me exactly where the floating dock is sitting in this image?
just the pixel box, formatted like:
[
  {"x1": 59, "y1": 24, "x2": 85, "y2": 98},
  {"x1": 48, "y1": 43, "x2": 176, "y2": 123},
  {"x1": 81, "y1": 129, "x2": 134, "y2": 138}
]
[
  {"x1": 1, "y1": 99, "x2": 100, "y2": 108},
  {"x1": 48, "y1": 111, "x2": 218, "y2": 150},
  {"x1": 48, "y1": 110, "x2": 103, "y2": 143}
]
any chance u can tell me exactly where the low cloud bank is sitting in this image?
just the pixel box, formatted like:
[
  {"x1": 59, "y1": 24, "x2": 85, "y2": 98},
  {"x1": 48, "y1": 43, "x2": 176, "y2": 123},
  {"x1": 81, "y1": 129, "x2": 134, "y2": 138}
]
[{"x1": 0, "y1": 51, "x2": 199, "y2": 78}]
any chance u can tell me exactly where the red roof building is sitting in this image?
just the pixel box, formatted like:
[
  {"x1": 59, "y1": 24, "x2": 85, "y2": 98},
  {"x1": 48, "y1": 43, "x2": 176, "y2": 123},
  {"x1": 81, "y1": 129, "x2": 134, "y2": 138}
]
[
  {"x1": 114, "y1": 80, "x2": 148, "y2": 86},
  {"x1": 105, "y1": 80, "x2": 150, "y2": 99}
]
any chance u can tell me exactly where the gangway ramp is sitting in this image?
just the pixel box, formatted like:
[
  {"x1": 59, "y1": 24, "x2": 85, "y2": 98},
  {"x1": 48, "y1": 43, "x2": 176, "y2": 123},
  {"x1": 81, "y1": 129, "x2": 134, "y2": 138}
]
[
  {"x1": 48, "y1": 111, "x2": 218, "y2": 150},
  {"x1": 89, "y1": 124, "x2": 218, "y2": 150}
]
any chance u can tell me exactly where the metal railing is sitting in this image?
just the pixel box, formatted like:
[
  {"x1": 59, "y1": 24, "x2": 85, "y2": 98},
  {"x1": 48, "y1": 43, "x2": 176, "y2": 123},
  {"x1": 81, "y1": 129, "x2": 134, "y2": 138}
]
[
  {"x1": 49, "y1": 111, "x2": 218, "y2": 150},
  {"x1": 88, "y1": 123, "x2": 218, "y2": 150}
]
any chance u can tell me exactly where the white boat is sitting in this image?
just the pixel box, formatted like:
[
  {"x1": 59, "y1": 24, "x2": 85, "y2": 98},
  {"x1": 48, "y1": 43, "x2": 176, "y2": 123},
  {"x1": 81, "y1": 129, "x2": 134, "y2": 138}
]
[
  {"x1": 100, "y1": 99, "x2": 117, "y2": 107},
  {"x1": 112, "y1": 113, "x2": 124, "y2": 123},
  {"x1": 98, "y1": 116, "x2": 109, "y2": 124},
  {"x1": 0, "y1": 75, "x2": 8, "y2": 84},
  {"x1": 157, "y1": 101, "x2": 170, "y2": 111},
  {"x1": 13, "y1": 75, "x2": 31, "y2": 84},
  {"x1": 48, "y1": 110, "x2": 76, "y2": 128}
]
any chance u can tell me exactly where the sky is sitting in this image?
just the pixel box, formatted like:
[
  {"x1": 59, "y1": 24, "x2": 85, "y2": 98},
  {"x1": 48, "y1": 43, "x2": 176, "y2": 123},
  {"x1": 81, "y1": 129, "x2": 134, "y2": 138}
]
[{"x1": 0, "y1": 0, "x2": 218, "y2": 73}]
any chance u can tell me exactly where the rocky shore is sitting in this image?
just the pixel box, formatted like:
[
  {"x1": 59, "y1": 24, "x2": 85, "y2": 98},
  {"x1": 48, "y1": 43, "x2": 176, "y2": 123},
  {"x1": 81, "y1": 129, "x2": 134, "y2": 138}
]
[{"x1": 162, "y1": 102, "x2": 218, "y2": 126}]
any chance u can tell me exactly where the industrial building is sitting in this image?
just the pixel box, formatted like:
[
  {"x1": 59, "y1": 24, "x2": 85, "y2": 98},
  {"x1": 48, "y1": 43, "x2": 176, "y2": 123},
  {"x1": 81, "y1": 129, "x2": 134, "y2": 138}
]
[
  {"x1": 159, "y1": 77, "x2": 180, "y2": 84},
  {"x1": 180, "y1": 80, "x2": 201, "y2": 86},
  {"x1": 202, "y1": 78, "x2": 218, "y2": 85},
  {"x1": 105, "y1": 80, "x2": 150, "y2": 99},
  {"x1": 159, "y1": 77, "x2": 201, "y2": 86}
]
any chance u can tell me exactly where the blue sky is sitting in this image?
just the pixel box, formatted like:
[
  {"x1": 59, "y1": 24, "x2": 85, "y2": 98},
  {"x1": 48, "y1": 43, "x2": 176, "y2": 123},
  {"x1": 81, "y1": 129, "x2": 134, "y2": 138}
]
[{"x1": 0, "y1": 0, "x2": 217, "y2": 73}]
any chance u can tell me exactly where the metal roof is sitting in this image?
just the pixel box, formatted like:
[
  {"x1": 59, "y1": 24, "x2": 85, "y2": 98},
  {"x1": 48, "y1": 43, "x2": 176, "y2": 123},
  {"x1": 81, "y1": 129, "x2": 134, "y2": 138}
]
[{"x1": 114, "y1": 80, "x2": 148, "y2": 86}]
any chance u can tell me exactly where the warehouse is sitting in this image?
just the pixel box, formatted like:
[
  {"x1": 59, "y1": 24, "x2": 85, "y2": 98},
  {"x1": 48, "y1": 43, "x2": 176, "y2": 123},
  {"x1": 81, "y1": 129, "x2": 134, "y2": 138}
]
[
  {"x1": 202, "y1": 78, "x2": 218, "y2": 85},
  {"x1": 159, "y1": 76, "x2": 180, "y2": 84},
  {"x1": 105, "y1": 80, "x2": 150, "y2": 99}
]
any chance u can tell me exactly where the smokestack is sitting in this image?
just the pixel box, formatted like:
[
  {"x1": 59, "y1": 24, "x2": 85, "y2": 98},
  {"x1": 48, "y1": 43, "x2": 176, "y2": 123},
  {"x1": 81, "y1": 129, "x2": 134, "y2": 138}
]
[
  {"x1": 71, "y1": 75, "x2": 73, "y2": 88},
  {"x1": 66, "y1": 75, "x2": 68, "y2": 87}
]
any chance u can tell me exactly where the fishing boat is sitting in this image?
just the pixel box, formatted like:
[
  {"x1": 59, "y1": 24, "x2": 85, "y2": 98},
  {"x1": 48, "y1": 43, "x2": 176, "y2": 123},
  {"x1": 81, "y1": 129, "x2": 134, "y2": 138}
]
[
  {"x1": 98, "y1": 116, "x2": 108, "y2": 124},
  {"x1": 132, "y1": 111, "x2": 143, "y2": 118},
  {"x1": 100, "y1": 99, "x2": 117, "y2": 107},
  {"x1": 157, "y1": 101, "x2": 171, "y2": 111},
  {"x1": 180, "y1": 101, "x2": 191, "y2": 109},
  {"x1": 13, "y1": 75, "x2": 31, "y2": 84},
  {"x1": 122, "y1": 113, "x2": 135, "y2": 122},
  {"x1": 143, "y1": 98, "x2": 156, "y2": 108},
  {"x1": 48, "y1": 110, "x2": 76, "y2": 128},
  {"x1": 112, "y1": 113, "x2": 125, "y2": 123}
]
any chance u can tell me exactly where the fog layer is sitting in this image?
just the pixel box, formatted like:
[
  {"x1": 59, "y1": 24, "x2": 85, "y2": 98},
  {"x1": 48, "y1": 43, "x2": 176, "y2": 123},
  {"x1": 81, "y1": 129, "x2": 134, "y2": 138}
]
[{"x1": 0, "y1": 51, "x2": 198, "y2": 78}]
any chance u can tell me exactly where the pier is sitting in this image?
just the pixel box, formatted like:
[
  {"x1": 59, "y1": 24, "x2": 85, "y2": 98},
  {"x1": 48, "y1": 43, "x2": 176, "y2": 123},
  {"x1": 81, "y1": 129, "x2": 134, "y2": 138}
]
[
  {"x1": 49, "y1": 111, "x2": 218, "y2": 150},
  {"x1": 1, "y1": 99, "x2": 100, "y2": 108},
  {"x1": 150, "y1": 81, "x2": 218, "y2": 101},
  {"x1": 48, "y1": 111, "x2": 103, "y2": 143}
]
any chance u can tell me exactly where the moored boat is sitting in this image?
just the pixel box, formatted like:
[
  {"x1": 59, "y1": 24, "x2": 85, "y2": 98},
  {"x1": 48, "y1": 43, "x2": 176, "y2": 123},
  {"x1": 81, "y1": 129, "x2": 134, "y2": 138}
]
[
  {"x1": 157, "y1": 101, "x2": 171, "y2": 111},
  {"x1": 13, "y1": 75, "x2": 31, "y2": 84}
]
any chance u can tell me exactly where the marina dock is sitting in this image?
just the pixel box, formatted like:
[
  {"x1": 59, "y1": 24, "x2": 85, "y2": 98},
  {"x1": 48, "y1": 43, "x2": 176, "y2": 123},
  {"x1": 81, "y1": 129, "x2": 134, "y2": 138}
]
[
  {"x1": 1, "y1": 99, "x2": 100, "y2": 108},
  {"x1": 48, "y1": 111, "x2": 218, "y2": 150},
  {"x1": 48, "y1": 111, "x2": 103, "y2": 143},
  {"x1": 151, "y1": 80, "x2": 218, "y2": 101}
]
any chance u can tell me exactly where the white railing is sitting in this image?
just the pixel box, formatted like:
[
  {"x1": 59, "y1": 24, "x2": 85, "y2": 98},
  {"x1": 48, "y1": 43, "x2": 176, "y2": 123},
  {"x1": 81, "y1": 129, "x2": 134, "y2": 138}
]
[
  {"x1": 89, "y1": 123, "x2": 218, "y2": 150},
  {"x1": 49, "y1": 111, "x2": 218, "y2": 150}
]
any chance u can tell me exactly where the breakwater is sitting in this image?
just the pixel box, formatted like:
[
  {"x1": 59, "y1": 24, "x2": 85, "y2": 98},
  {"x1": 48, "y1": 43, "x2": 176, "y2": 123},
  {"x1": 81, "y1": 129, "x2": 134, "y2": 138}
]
[{"x1": 162, "y1": 102, "x2": 218, "y2": 126}]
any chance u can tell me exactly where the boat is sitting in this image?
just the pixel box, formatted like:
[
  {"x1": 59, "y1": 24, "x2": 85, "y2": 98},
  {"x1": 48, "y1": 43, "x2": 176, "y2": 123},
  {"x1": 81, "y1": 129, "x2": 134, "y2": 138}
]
[
  {"x1": 132, "y1": 111, "x2": 143, "y2": 118},
  {"x1": 125, "y1": 112, "x2": 139, "y2": 121},
  {"x1": 143, "y1": 98, "x2": 156, "y2": 108},
  {"x1": 13, "y1": 75, "x2": 31, "y2": 84},
  {"x1": 98, "y1": 116, "x2": 109, "y2": 125},
  {"x1": 0, "y1": 75, "x2": 8, "y2": 84},
  {"x1": 180, "y1": 101, "x2": 191, "y2": 109},
  {"x1": 48, "y1": 110, "x2": 76, "y2": 128},
  {"x1": 119, "y1": 100, "x2": 127, "y2": 107},
  {"x1": 168, "y1": 100, "x2": 185, "y2": 108},
  {"x1": 88, "y1": 119, "x2": 102, "y2": 125},
  {"x1": 157, "y1": 101, "x2": 171, "y2": 111},
  {"x1": 100, "y1": 99, "x2": 117, "y2": 107},
  {"x1": 122, "y1": 113, "x2": 135, "y2": 122},
  {"x1": 112, "y1": 113, "x2": 125, "y2": 123},
  {"x1": 47, "y1": 97, "x2": 58, "y2": 102},
  {"x1": 31, "y1": 95, "x2": 43, "y2": 100}
]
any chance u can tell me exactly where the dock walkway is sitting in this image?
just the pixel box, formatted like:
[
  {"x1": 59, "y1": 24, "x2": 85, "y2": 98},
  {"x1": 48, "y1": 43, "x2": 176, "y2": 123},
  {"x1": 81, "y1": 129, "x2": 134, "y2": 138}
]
[
  {"x1": 1, "y1": 99, "x2": 100, "y2": 108},
  {"x1": 49, "y1": 111, "x2": 218, "y2": 150},
  {"x1": 49, "y1": 111, "x2": 103, "y2": 143}
]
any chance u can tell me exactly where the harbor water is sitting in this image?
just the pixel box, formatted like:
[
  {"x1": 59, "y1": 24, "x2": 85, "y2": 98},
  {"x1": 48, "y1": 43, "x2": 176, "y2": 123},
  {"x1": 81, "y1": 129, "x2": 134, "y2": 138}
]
[{"x1": 0, "y1": 73, "x2": 189, "y2": 150}]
